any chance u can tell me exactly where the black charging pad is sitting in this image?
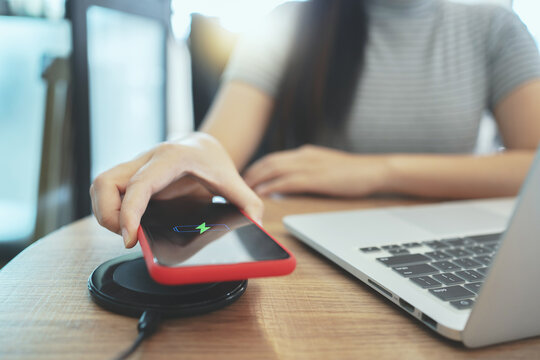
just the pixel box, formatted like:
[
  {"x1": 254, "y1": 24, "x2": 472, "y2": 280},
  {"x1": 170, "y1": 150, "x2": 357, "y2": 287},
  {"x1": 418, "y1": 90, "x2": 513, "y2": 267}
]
[{"x1": 88, "y1": 253, "x2": 247, "y2": 317}]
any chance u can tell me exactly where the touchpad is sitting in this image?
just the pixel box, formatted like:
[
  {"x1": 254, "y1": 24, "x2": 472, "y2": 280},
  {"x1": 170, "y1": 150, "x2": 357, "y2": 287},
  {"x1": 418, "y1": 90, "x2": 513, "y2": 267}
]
[{"x1": 389, "y1": 202, "x2": 508, "y2": 237}]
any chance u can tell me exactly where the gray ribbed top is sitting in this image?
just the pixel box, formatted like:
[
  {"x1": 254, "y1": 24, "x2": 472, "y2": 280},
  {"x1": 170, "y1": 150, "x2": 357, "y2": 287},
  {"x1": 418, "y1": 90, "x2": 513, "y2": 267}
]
[{"x1": 222, "y1": 0, "x2": 540, "y2": 153}]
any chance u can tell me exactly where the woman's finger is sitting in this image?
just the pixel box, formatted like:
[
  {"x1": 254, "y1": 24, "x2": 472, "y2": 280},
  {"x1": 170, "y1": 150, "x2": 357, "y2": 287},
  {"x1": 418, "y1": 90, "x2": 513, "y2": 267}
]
[
  {"x1": 120, "y1": 157, "x2": 187, "y2": 248},
  {"x1": 202, "y1": 167, "x2": 264, "y2": 224},
  {"x1": 91, "y1": 176, "x2": 123, "y2": 233},
  {"x1": 90, "y1": 152, "x2": 153, "y2": 234},
  {"x1": 255, "y1": 174, "x2": 309, "y2": 196},
  {"x1": 244, "y1": 151, "x2": 295, "y2": 188}
]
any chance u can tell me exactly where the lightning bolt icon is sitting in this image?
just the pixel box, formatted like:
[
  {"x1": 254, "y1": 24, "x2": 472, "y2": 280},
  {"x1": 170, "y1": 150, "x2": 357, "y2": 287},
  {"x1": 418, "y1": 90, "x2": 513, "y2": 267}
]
[{"x1": 195, "y1": 222, "x2": 211, "y2": 234}]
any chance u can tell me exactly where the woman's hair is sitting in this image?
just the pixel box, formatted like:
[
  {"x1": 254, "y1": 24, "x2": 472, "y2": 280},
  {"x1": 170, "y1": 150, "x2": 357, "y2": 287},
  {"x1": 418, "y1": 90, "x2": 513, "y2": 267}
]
[{"x1": 266, "y1": 0, "x2": 369, "y2": 151}]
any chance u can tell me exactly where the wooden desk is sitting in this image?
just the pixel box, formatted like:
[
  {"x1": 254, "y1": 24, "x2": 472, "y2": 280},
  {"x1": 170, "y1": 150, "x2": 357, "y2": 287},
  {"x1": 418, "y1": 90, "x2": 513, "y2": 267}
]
[{"x1": 1, "y1": 196, "x2": 539, "y2": 359}]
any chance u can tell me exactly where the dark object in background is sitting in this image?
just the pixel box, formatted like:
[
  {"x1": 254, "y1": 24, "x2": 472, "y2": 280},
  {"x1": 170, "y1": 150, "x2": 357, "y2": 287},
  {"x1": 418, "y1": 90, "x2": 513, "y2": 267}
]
[
  {"x1": 188, "y1": 13, "x2": 238, "y2": 130},
  {"x1": 36, "y1": 56, "x2": 75, "y2": 241},
  {"x1": 0, "y1": 0, "x2": 11, "y2": 15},
  {"x1": 65, "y1": 0, "x2": 170, "y2": 220}
]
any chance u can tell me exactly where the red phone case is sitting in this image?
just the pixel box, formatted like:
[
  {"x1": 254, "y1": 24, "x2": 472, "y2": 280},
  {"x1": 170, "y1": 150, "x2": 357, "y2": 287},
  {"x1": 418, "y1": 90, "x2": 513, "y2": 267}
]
[{"x1": 138, "y1": 210, "x2": 296, "y2": 285}]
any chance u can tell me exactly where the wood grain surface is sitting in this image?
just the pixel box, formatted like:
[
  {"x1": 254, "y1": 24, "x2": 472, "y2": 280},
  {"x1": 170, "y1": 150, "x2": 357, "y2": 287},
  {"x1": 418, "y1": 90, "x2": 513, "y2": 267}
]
[{"x1": 0, "y1": 196, "x2": 539, "y2": 360}]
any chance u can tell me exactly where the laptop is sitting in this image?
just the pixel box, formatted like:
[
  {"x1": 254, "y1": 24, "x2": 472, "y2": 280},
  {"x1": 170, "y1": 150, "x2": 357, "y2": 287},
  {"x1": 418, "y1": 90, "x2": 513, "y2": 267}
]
[{"x1": 283, "y1": 148, "x2": 540, "y2": 348}]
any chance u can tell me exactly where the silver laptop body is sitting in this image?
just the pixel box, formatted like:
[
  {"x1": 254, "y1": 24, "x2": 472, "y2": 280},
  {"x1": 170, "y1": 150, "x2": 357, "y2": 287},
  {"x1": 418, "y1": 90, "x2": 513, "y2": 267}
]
[{"x1": 283, "y1": 148, "x2": 540, "y2": 347}]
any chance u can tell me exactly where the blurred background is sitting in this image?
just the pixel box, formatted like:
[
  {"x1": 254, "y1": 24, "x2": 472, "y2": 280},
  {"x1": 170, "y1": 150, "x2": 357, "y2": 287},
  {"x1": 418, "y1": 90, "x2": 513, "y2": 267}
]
[{"x1": 0, "y1": 0, "x2": 537, "y2": 266}]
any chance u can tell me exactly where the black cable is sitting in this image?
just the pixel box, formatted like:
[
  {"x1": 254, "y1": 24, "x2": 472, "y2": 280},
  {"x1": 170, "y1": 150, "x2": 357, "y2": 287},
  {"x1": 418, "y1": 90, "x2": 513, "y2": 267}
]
[
  {"x1": 113, "y1": 310, "x2": 162, "y2": 360},
  {"x1": 114, "y1": 332, "x2": 146, "y2": 360}
]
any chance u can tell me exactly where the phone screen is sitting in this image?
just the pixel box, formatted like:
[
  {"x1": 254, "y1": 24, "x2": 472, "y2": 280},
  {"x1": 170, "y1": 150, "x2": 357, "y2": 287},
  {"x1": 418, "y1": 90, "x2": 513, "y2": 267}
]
[{"x1": 140, "y1": 197, "x2": 290, "y2": 267}]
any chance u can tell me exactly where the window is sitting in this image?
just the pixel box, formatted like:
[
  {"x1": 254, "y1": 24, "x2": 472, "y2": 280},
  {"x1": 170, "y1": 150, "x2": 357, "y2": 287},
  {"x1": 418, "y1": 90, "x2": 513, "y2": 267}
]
[{"x1": 513, "y1": 0, "x2": 540, "y2": 48}]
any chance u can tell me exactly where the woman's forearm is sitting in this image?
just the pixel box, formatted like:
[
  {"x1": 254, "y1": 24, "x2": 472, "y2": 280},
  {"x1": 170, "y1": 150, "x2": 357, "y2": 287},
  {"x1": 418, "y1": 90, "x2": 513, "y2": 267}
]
[
  {"x1": 242, "y1": 145, "x2": 537, "y2": 198},
  {"x1": 380, "y1": 150, "x2": 536, "y2": 199},
  {"x1": 200, "y1": 82, "x2": 274, "y2": 170}
]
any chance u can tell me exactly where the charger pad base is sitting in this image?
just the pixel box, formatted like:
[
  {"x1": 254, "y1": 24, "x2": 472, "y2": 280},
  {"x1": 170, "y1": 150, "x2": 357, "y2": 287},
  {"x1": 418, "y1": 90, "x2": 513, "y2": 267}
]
[{"x1": 88, "y1": 253, "x2": 247, "y2": 317}]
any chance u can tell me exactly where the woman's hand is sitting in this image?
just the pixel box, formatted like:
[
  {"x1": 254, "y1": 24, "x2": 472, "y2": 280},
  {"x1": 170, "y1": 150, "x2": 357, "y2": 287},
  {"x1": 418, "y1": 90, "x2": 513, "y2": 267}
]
[
  {"x1": 90, "y1": 132, "x2": 263, "y2": 248},
  {"x1": 243, "y1": 145, "x2": 391, "y2": 197}
]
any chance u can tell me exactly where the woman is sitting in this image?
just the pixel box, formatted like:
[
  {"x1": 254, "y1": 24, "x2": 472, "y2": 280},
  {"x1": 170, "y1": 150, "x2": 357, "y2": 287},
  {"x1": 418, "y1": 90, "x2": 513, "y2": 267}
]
[{"x1": 90, "y1": 0, "x2": 540, "y2": 248}]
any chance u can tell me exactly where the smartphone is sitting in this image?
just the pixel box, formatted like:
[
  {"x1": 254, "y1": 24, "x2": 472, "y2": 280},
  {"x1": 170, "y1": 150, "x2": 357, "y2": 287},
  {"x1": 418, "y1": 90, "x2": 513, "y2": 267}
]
[{"x1": 137, "y1": 197, "x2": 296, "y2": 285}]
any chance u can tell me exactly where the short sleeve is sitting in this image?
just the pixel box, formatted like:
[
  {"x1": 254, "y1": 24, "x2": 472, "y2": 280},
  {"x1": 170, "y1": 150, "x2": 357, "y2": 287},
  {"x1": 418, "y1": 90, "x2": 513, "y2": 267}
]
[
  {"x1": 221, "y1": 3, "x2": 302, "y2": 98},
  {"x1": 487, "y1": 7, "x2": 540, "y2": 110}
]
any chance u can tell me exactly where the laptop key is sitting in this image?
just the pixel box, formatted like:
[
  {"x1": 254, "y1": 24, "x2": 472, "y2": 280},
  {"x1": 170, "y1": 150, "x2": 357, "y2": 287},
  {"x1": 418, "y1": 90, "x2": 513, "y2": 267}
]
[
  {"x1": 450, "y1": 299, "x2": 475, "y2": 310},
  {"x1": 445, "y1": 248, "x2": 473, "y2": 258},
  {"x1": 473, "y1": 255, "x2": 492, "y2": 266},
  {"x1": 464, "y1": 233, "x2": 502, "y2": 244},
  {"x1": 403, "y1": 242, "x2": 422, "y2": 248},
  {"x1": 476, "y1": 267, "x2": 489, "y2": 275},
  {"x1": 389, "y1": 248, "x2": 410, "y2": 255},
  {"x1": 360, "y1": 247, "x2": 381, "y2": 253},
  {"x1": 429, "y1": 286, "x2": 475, "y2": 301},
  {"x1": 442, "y1": 238, "x2": 474, "y2": 247},
  {"x1": 377, "y1": 253, "x2": 430, "y2": 267},
  {"x1": 382, "y1": 244, "x2": 401, "y2": 250},
  {"x1": 393, "y1": 264, "x2": 439, "y2": 277},
  {"x1": 484, "y1": 243, "x2": 499, "y2": 250},
  {"x1": 441, "y1": 238, "x2": 464, "y2": 247},
  {"x1": 423, "y1": 240, "x2": 449, "y2": 249},
  {"x1": 425, "y1": 251, "x2": 451, "y2": 260},
  {"x1": 433, "y1": 273, "x2": 465, "y2": 285},
  {"x1": 464, "y1": 282, "x2": 483, "y2": 294},
  {"x1": 410, "y1": 276, "x2": 441, "y2": 289},
  {"x1": 465, "y1": 246, "x2": 491, "y2": 255},
  {"x1": 452, "y1": 258, "x2": 482, "y2": 269},
  {"x1": 455, "y1": 270, "x2": 484, "y2": 282},
  {"x1": 431, "y1": 261, "x2": 461, "y2": 272}
]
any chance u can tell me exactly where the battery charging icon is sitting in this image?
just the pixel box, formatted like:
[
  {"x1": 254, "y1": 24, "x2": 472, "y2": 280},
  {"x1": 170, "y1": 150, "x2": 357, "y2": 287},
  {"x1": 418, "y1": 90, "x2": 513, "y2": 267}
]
[{"x1": 172, "y1": 223, "x2": 230, "y2": 234}]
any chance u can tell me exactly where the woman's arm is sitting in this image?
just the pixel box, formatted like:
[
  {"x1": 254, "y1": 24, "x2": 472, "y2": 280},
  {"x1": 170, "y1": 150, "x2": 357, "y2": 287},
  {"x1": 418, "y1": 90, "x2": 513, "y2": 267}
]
[
  {"x1": 244, "y1": 80, "x2": 540, "y2": 199},
  {"x1": 384, "y1": 80, "x2": 540, "y2": 198},
  {"x1": 200, "y1": 81, "x2": 275, "y2": 170},
  {"x1": 384, "y1": 151, "x2": 533, "y2": 199}
]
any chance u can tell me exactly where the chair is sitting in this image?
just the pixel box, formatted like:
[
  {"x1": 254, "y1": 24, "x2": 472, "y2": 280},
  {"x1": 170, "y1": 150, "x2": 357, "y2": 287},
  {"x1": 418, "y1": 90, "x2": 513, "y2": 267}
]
[
  {"x1": 34, "y1": 56, "x2": 76, "y2": 241},
  {"x1": 66, "y1": 0, "x2": 171, "y2": 218},
  {"x1": 188, "y1": 13, "x2": 238, "y2": 129}
]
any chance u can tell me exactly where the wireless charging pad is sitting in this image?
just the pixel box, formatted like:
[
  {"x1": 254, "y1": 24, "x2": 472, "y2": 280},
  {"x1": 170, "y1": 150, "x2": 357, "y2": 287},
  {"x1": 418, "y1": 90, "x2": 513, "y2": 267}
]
[{"x1": 88, "y1": 253, "x2": 247, "y2": 317}]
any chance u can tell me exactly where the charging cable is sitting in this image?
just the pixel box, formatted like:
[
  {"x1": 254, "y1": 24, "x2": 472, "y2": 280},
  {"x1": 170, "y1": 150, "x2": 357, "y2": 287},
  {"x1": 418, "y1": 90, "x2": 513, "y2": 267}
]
[{"x1": 113, "y1": 310, "x2": 162, "y2": 360}]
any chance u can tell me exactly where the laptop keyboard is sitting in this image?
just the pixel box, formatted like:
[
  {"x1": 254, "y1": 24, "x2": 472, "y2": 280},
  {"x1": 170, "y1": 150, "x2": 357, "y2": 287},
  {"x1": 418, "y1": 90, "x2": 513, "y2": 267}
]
[{"x1": 360, "y1": 233, "x2": 502, "y2": 310}]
